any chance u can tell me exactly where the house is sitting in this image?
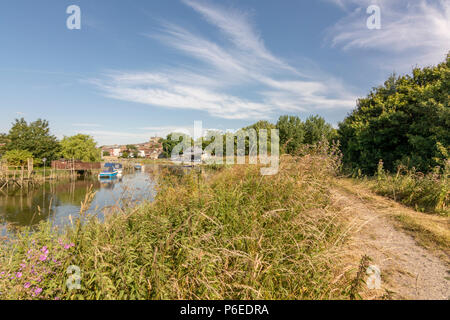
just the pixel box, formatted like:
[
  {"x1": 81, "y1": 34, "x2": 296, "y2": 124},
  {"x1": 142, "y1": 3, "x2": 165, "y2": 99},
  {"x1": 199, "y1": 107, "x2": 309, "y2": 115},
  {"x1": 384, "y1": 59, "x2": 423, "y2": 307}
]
[
  {"x1": 174, "y1": 147, "x2": 210, "y2": 163},
  {"x1": 100, "y1": 138, "x2": 163, "y2": 159}
]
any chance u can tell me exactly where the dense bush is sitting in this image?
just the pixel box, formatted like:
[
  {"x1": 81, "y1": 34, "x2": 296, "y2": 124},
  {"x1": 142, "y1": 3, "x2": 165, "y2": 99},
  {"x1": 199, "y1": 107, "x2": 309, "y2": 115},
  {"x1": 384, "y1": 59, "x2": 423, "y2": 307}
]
[
  {"x1": 2, "y1": 149, "x2": 34, "y2": 166},
  {"x1": 338, "y1": 53, "x2": 450, "y2": 174}
]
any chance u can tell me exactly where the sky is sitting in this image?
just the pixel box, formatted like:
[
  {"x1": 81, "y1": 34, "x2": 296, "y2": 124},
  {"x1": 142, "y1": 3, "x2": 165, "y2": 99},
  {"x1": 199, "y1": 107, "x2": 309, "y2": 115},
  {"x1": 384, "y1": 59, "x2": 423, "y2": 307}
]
[{"x1": 0, "y1": 0, "x2": 448, "y2": 145}]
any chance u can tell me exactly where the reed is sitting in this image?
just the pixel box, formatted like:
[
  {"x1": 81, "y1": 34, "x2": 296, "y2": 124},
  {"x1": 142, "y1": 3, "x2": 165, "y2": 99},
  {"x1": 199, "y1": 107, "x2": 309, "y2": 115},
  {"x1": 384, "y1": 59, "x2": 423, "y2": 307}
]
[
  {"x1": 0, "y1": 154, "x2": 355, "y2": 300},
  {"x1": 373, "y1": 160, "x2": 449, "y2": 215}
]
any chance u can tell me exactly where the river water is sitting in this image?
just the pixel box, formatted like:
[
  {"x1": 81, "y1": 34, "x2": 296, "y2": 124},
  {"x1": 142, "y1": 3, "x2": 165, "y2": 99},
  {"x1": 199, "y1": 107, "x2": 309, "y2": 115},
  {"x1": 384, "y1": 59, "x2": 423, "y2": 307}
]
[{"x1": 0, "y1": 167, "x2": 158, "y2": 238}]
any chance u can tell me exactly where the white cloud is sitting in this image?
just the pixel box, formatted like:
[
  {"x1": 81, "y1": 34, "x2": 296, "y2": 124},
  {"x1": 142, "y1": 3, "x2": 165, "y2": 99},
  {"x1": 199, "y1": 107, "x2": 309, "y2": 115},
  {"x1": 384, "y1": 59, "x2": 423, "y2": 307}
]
[
  {"x1": 327, "y1": 0, "x2": 450, "y2": 70},
  {"x1": 93, "y1": 0, "x2": 358, "y2": 120}
]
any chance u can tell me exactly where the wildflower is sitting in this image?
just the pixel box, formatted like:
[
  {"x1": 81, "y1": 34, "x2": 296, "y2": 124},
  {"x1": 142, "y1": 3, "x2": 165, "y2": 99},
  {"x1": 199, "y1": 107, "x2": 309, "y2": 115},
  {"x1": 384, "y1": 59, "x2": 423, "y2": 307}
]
[
  {"x1": 33, "y1": 287, "x2": 42, "y2": 296},
  {"x1": 39, "y1": 254, "x2": 48, "y2": 262},
  {"x1": 64, "y1": 243, "x2": 74, "y2": 250},
  {"x1": 41, "y1": 246, "x2": 49, "y2": 255},
  {"x1": 16, "y1": 272, "x2": 22, "y2": 278},
  {"x1": 20, "y1": 263, "x2": 26, "y2": 270},
  {"x1": 24, "y1": 282, "x2": 31, "y2": 289}
]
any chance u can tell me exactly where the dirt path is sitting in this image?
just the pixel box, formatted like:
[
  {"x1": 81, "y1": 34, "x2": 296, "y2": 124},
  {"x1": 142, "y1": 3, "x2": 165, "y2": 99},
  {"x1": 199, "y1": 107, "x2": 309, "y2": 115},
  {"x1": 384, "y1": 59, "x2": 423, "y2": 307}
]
[{"x1": 331, "y1": 181, "x2": 449, "y2": 300}]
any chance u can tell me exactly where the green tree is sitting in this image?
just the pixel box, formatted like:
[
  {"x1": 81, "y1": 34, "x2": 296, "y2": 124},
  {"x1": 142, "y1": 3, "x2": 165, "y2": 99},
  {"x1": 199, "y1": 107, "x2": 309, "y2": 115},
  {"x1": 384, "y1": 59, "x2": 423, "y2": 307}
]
[
  {"x1": 276, "y1": 115, "x2": 304, "y2": 154},
  {"x1": 161, "y1": 133, "x2": 193, "y2": 158},
  {"x1": 303, "y1": 115, "x2": 337, "y2": 145},
  {"x1": 0, "y1": 133, "x2": 8, "y2": 157},
  {"x1": 3, "y1": 149, "x2": 33, "y2": 167},
  {"x1": 338, "y1": 53, "x2": 450, "y2": 174},
  {"x1": 6, "y1": 118, "x2": 60, "y2": 162},
  {"x1": 60, "y1": 134, "x2": 101, "y2": 162}
]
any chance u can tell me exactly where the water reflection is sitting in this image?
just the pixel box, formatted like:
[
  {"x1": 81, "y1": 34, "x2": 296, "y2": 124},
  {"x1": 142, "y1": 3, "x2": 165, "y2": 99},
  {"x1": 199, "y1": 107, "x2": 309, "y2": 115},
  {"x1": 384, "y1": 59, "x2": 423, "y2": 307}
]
[{"x1": 0, "y1": 168, "x2": 158, "y2": 237}]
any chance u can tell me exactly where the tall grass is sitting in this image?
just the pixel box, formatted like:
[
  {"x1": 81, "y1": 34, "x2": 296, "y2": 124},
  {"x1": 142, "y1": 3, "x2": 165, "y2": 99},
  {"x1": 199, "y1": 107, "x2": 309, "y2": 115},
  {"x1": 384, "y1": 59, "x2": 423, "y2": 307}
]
[
  {"x1": 373, "y1": 160, "x2": 449, "y2": 215},
  {"x1": 0, "y1": 155, "x2": 354, "y2": 300}
]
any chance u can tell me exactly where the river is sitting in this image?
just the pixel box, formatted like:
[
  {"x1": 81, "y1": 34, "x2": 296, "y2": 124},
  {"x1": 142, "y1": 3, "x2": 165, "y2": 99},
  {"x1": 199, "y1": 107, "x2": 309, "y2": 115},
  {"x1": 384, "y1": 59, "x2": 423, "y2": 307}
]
[{"x1": 0, "y1": 167, "x2": 159, "y2": 238}]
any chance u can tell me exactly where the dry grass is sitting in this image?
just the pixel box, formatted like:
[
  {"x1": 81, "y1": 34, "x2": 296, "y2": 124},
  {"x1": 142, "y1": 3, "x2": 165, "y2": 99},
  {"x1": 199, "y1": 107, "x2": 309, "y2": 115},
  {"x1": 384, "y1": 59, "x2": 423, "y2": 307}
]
[{"x1": 335, "y1": 178, "x2": 450, "y2": 263}]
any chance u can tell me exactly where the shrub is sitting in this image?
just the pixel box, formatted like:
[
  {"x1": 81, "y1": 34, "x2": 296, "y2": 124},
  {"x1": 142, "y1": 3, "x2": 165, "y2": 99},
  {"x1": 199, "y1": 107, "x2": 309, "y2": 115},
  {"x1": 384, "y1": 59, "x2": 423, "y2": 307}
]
[{"x1": 373, "y1": 160, "x2": 449, "y2": 215}]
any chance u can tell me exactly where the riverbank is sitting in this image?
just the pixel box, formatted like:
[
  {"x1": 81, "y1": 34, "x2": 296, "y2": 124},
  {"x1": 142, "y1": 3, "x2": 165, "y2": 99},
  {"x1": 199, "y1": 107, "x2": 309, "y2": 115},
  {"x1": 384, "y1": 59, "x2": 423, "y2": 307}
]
[{"x1": 0, "y1": 154, "x2": 361, "y2": 300}]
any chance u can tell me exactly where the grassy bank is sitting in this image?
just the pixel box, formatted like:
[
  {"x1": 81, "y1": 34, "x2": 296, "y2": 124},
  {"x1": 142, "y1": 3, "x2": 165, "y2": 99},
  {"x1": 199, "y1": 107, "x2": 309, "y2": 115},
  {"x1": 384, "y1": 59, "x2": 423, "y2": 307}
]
[
  {"x1": 371, "y1": 160, "x2": 449, "y2": 215},
  {"x1": 0, "y1": 155, "x2": 358, "y2": 300}
]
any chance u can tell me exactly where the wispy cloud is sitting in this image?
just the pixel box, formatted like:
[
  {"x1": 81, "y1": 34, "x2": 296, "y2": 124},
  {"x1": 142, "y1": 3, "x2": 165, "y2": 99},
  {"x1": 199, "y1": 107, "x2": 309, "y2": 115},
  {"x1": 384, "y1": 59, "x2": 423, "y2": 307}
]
[
  {"x1": 93, "y1": 0, "x2": 358, "y2": 120},
  {"x1": 327, "y1": 0, "x2": 450, "y2": 70}
]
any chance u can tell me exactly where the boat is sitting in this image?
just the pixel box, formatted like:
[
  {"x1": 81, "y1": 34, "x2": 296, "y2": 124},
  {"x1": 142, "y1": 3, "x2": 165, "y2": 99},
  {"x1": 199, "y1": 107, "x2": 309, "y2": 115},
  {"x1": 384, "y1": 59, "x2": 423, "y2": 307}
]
[
  {"x1": 98, "y1": 166, "x2": 119, "y2": 178},
  {"x1": 104, "y1": 162, "x2": 123, "y2": 175},
  {"x1": 134, "y1": 163, "x2": 142, "y2": 170}
]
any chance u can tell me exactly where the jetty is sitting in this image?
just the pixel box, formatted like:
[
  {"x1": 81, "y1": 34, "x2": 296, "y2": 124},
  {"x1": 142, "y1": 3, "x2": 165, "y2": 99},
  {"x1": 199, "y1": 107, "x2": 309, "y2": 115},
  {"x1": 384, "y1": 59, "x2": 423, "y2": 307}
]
[{"x1": 0, "y1": 158, "x2": 37, "y2": 193}]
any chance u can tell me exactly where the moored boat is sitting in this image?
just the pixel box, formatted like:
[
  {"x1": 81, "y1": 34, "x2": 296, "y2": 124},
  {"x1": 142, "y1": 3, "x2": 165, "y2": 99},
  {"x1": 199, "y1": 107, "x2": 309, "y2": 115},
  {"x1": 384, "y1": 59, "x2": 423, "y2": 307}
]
[
  {"x1": 99, "y1": 166, "x2": 119, "y2": 178},
  {"x1": 104, "y1": 162, "x2": 123, "y2": 174}
]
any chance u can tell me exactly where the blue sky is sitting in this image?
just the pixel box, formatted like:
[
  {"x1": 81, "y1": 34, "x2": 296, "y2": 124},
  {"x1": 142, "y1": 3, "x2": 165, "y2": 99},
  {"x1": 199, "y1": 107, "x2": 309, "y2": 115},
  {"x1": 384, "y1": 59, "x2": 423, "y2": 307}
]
[{"x1": 0, "y1": 0, "x2": 448, "y2": 145}]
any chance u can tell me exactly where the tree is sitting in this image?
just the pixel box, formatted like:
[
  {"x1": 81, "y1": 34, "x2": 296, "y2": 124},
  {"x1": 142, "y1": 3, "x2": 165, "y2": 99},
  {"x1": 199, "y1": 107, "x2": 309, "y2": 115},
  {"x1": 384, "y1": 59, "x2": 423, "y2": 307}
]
[
  {"x1": 126, "y1": 144, "x2": 138, "y2": 152},
  {"x1": 303, "y1": 115, "x2": 337, "y2": 145},
  {"x1": 338, "y1": 53, "x2": 450, "y2": 174},
  {"x1": 6, "y1": 118, "x2": 60, "y2": 162},
  {"x1": 276, "y1": 115, "x2": 304, "y2": 154},
  {"x1": 60, "y1": 134, "x2": 101, "y2": 162},
  {"x1": 161, "y1": 133, "x2": 193, "y2": 157},
  {"x1": 3, "y1": 149, "x2": 33, "y2": 167},
  {"x1": 0, "y1": 133, "x2": 8, "y2": 157}
]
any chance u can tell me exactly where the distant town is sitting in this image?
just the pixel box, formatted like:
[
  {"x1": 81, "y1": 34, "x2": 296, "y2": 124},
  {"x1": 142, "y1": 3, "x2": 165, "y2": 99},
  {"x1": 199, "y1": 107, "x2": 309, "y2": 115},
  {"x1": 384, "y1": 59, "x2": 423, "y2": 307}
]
[{"x1": 100, "y1": 137, "x2": 164, "y2": 160}]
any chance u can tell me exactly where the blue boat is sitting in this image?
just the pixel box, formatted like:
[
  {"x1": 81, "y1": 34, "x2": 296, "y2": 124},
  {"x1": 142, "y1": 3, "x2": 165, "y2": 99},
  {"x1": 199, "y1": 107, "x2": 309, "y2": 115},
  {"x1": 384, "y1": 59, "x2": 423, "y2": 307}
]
[
  {"x1": 104, "y1": 162, "x2": 123, "y2": 174},
  {"x1": 99, "y1": 166, "x2": 119, "y2": 178},
  {"x1": 134, "y1": 163, "x2": 142, "y2": 170}
]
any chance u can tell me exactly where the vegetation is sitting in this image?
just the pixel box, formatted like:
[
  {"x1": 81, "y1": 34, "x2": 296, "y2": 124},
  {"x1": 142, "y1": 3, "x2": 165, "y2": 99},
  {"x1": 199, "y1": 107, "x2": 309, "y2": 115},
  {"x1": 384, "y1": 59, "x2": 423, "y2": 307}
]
[
  {"x1": 159, "y1": 116, "x2": 337, "y2": 158},
  {"x1": 373, "y1": 160, "x2": 449, "y2": 215},
  {"x1": 2, "y1": 149, "x2": 34, "y2": 167},
  {"x1": 6, "y1": 118, "x2": 60, "y2": 162},
  {"x1": 277, "y1": 115, "x2": 305, "y2": 154},
  {"x1": 0, "y1": 154, "x2": 358, "y2": 300},
  {"x1": 0, "y1": 133, "x2": 8, "y2": 156},
  {"x1": 60, "y1": 134, "x2": 101, "y2": 162},
  {"x1": 303, "y1": 115, "x2": 337, "y2": 145},
  {"x1": 160, "y1": 133, "x2": 193, "y2": 158},
  {"x1": 277, "y1": 115, "x2": 337, "y2": 155},
  {"x1": 338, "y1": 53, "x2": 449, "y2": 174}
]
